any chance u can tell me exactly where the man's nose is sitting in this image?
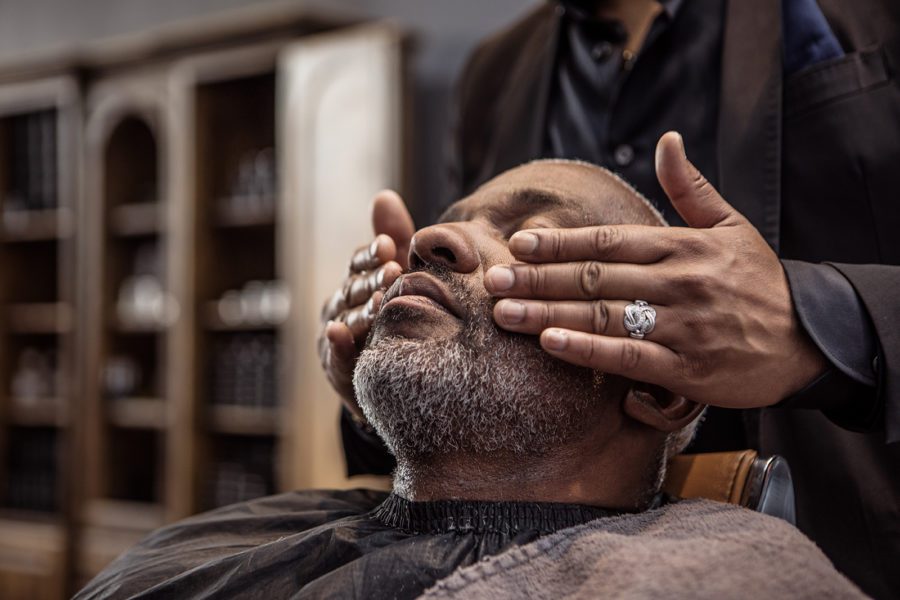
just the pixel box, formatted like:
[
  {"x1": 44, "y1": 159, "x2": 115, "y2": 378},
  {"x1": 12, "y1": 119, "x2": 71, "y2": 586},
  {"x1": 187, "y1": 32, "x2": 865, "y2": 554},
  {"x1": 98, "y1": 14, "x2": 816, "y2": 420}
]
[{"x1": 409, "y1": 224, "x2": 479, "y2": 273}]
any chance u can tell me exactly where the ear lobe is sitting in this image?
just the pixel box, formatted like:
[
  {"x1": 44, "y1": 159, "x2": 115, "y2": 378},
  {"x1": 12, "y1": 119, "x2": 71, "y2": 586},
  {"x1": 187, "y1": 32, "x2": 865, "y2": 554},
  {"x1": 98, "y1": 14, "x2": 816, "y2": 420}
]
[{"x1": 623, "y1": 384, "x2": 705, "y2": 433}]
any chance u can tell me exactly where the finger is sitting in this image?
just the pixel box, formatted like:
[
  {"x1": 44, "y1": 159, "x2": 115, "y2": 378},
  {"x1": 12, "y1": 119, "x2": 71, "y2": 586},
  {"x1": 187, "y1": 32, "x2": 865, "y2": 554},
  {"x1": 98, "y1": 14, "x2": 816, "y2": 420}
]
[
  {"x1": 540, "y1": 328, "x2": 682, "y2": 387},
  {"x1": 484, "y1": 261, "x2": 672, "y2": 303},
  {"x1": 509, "y1": 225, "x2": 676, "y2": 264},
  {"x1": 325, "y1": 320, "x2": 357, "y2": 366},
  {"x1": 345, "y1": 261, "x2": 402, "y2": 307},
  {"x1": 655, "y1": 131, "x2": 743, "y2": 229},
  {"x1": 323, "y1": 287, "x2": 348, "y2": 322},
  {"x1": 323, "y1": 321, "x2": 358, "y2": 401},
  {"x1": 343, "y1": 290, "x2": 384, "y2": 341},
  {"x1": 493, "y1": 299, "x2": 675, "y2": 345},
  {"x1": 372, "y1": 190, "x2": 415, "y2": 270},
  {"x1": 349, "y1": 234, "x2": 397, "y2": 273}
]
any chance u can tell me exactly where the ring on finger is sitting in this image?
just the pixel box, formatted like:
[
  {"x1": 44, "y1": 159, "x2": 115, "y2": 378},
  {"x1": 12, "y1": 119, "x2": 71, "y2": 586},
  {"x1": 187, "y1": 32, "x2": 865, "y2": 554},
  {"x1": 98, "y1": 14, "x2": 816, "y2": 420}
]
[{"x1": 624, "y1": 300, "x2": 657, "y2": 340}]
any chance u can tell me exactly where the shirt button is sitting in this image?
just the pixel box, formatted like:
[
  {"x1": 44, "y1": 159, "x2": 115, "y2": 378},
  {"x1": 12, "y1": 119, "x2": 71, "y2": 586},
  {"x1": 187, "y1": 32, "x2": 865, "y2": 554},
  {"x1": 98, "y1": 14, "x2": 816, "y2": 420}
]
[
  {"x1": 613, "y1": 144, "x2": 634, "y2": 167},
  {"x1": 591, "y1": 41, "x2": 614, "y2": 61}
]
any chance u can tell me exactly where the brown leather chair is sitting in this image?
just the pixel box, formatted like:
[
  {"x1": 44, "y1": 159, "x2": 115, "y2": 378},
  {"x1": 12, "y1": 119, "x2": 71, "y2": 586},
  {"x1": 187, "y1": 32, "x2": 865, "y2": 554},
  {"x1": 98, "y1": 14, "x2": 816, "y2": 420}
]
[{"x1": 662, "y1": 451, "x2": 796, "y2": 525}]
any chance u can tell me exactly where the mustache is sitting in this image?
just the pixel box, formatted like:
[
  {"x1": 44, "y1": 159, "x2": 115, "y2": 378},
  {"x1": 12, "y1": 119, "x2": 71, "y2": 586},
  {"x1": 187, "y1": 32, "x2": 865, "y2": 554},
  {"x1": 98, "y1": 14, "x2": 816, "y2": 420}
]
[{"x1": 378, "y1": 263, "x2": 495, "y2": 326}]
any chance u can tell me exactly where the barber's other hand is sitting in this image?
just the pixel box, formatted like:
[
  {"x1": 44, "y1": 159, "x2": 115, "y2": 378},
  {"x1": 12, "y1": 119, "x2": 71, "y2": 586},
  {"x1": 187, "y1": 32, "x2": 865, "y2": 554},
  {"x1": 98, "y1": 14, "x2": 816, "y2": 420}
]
[
  {"x1": 318, "y1": 190, "x2": 414, "y2": 416},
  {"x1": 486, "y1": 132, "x2": 827, "y2": 409}
]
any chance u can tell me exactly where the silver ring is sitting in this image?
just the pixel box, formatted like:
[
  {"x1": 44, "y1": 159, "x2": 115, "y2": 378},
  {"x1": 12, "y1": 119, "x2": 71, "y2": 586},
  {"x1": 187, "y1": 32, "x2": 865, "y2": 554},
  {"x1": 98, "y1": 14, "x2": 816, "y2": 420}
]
[{"x1": 624, "y1": 300, "x2": 656, "y2": 340}]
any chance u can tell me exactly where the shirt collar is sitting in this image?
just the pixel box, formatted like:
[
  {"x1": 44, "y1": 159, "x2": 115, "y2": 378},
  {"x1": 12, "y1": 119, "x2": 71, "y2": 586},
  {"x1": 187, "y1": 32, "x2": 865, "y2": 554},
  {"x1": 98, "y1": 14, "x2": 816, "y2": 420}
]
[
  {"x1": 375, "y1": 493, "x2": 619, "y2": 534},
  {"x1": 374, "y1": 492, "x2": 668, "y2": 535}
]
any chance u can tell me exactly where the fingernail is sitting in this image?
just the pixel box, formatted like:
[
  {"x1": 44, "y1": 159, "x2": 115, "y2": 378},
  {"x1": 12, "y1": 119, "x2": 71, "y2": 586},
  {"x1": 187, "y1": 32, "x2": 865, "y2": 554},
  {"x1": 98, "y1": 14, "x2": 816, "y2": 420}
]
[
  {"x1": 485, "y1": 266, "x2": 515, "y2": 292},
  {"x1": 544, "y1": 329, "x2": 568, "y2": 351},
  {"x1": 675, "y1": 131, "x2": 686, "y2": 158},
  {"x1": 369, "y1": 238, "x2": 380, "y2": 257},
  {"x1": 498, "y1": 300, "x2": 525, "y2": 324},
  {"x1": 366, "y1": 297, "x2": 376, "y2": 313},
  {"x1": 510, "y1": 232, "x2": 539, "y2": 255},
  {"x1": 376, "y1": 268, "x2": 385, "y2": 287}
]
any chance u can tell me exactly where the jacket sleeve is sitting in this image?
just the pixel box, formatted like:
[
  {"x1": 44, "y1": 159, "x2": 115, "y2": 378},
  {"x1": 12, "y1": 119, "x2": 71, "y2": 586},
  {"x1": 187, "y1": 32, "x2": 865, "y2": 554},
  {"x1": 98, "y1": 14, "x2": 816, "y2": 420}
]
[{"x1": 785, "y1": 261, "x2": 900, "y2": 443}]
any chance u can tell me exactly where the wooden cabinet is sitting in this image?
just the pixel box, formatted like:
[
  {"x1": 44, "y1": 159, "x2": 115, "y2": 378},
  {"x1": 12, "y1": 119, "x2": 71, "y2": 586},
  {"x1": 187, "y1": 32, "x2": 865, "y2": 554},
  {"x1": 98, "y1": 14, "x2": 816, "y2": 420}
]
[{"x1": 0, "y1": 9, "x2": 404, "y2": 597}]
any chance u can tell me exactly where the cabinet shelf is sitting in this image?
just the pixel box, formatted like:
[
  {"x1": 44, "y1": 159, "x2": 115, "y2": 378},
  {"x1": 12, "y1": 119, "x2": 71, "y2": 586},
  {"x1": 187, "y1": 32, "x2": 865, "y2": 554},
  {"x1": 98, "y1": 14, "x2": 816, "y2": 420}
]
[
  {"x1": 1, "y1": 209, "x2": 73, "y2": 242},
  {"x1": 107, "y1": 397, "x2": 166, "y2": 430},
  {"x1": 214, "y1": 204, "x2": 276, "y2": 229},
  {"x1": 112, "y1": 318, "x2": 167, "y2": 335},
  {"x1": 8, "y1": 398, "x2": 67, "y2": 427},
  {"x1": 108, "y1": 203, "x2": 163, "y2": 237},
  {"x1": 7, "y1": 303, "x2": 73, "y2": 334},
  {"x1": 208, "y1": 404, "x2": 279, "y2": 436},
  {"x1": 203, "y1": 302, "x2": 281, "y2": 331}
]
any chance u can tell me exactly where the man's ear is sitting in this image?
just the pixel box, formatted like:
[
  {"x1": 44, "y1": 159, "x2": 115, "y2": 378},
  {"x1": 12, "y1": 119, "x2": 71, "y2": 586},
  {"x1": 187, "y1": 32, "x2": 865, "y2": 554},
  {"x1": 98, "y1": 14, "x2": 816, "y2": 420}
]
[{"x1": 622, "y1": 383, "x2": 705, "y2": 432}]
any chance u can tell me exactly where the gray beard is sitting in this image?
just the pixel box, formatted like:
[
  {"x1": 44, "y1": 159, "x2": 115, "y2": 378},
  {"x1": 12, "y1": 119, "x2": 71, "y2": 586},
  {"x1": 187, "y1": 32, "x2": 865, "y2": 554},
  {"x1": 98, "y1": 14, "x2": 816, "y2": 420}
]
[{"x1": 353, "y1": 299, "x2": 602, "y2": 464}]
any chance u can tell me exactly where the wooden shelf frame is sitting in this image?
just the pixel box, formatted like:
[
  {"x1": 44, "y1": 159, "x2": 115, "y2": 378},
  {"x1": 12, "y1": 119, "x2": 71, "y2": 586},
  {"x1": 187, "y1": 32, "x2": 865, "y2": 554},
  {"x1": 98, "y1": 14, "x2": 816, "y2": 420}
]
[
  {"x1": 0, "y1": 17, "x2": 406, "y2": 600},
  {"x1": 0, "y1": 74, "x2": 81, "y2": 600},
  {"x1": 81, "y1": 76, "x2": 176, "y2": 529}
]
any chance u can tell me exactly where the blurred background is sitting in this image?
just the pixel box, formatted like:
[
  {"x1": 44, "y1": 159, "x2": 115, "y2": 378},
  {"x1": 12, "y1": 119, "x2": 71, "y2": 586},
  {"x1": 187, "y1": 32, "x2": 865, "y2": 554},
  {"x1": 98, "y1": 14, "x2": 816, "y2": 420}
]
[{"x1": 0, "y1": 1, "x2": 537, "y2": 597}]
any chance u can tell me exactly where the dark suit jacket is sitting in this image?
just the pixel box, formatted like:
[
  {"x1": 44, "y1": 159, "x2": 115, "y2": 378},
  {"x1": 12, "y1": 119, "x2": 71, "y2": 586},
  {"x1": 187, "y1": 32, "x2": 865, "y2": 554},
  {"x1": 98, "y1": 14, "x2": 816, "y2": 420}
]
[{"x1": 447, "y1": 1, "x2": 900, "y2": 597}]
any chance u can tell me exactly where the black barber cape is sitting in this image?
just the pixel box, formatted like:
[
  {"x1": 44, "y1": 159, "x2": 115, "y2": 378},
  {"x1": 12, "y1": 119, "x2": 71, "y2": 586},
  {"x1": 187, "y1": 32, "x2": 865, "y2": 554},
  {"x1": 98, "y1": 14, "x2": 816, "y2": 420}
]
[{"x1": 75, "y1": 489, "x2": 630, "y2": 599}]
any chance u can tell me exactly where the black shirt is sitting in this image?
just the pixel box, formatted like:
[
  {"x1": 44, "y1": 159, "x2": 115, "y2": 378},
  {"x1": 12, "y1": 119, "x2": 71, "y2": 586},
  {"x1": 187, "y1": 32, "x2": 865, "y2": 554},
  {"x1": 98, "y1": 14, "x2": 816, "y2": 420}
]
[
  {"x1": 74, "y1": 489, "x2": 629, "y2": 599},
  {"x1": 546, "y1": 0, "x2": 724, "y2": 226}
]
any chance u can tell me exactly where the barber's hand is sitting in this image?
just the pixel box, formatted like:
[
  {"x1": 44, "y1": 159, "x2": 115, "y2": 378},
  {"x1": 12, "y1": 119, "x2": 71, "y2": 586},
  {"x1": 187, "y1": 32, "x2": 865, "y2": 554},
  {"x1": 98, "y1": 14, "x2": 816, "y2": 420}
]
[
  {"x1": 319, "y1": 190, "x2": 414, "y2": 416},
  {"x1": 486, "y1": 132, "x2": 827, "y2": 409}
]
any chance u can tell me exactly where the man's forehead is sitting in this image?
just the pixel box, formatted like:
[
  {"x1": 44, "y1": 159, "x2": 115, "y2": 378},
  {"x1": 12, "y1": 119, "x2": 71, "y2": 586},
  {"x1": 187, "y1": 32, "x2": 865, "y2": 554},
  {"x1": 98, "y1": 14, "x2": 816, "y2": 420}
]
[
  {"x1": 440, "y1": 167, "x2": 611, "y2": 224},
  {"x1": 439, "y1": 161, "x2": 663, "y2": 227}
]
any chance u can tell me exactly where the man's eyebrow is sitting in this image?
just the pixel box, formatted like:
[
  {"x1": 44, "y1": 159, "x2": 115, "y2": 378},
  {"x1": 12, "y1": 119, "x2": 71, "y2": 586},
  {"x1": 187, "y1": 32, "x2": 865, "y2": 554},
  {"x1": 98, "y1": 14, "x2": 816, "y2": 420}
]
[
  {"x1": 438, "y1": 187, "x2": 571, "y2": 224},
  {"x1": 507, "y1": 188, "x2": 569, "y2": 212}
]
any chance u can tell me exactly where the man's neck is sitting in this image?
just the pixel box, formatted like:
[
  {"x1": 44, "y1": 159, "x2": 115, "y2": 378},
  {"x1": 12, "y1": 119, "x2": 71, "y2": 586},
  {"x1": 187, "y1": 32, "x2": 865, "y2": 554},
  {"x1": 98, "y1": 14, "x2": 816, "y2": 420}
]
[
  {"x1": 578, "y1": 0, "x2": 663, "y2": 55},
  {"x1": 394, "y1": 422, "x2": 664, "y2": 512}
]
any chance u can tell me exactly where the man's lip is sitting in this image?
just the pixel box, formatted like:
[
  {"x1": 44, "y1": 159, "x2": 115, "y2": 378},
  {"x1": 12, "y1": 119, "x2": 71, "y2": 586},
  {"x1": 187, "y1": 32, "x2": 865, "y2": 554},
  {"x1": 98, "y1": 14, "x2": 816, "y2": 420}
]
[{"x1": 382, "y1": 272, "x2": 463, "y2": 319}]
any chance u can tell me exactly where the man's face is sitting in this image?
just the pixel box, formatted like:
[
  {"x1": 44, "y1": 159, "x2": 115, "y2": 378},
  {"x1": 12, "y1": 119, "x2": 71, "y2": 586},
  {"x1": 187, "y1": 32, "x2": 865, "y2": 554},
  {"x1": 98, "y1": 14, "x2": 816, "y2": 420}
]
[{"x1": 354, "y1": 161, "x2": 658, "y2": 465}]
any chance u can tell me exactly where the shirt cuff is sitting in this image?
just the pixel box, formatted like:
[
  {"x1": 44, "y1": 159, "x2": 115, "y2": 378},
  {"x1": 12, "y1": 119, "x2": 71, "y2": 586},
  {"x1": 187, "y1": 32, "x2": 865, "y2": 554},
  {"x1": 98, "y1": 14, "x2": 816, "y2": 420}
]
[
  {"x1": 782, "y1": 260, "x2": 878, "y2": 385},
  {"x1": 780, "y1": 260, "x2": 881, "y2": 430}
]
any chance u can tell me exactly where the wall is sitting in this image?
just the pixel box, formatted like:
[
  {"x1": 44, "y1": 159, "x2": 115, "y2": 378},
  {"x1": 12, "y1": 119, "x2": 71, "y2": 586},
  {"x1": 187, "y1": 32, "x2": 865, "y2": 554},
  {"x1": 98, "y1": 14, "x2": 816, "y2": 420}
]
[{"x1": 0, "y1": 0, "x2": 541, "y2": 222}]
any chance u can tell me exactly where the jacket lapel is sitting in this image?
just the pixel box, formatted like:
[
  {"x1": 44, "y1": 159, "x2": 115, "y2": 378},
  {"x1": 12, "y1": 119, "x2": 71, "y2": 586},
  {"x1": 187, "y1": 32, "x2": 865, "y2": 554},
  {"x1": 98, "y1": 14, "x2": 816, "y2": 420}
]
[
  {"x1": 717, "y1": 0, "x2": 784, "y2": 250},
  {"x1": 479, "y1": 5, "x2": 562, "y2": 186}
]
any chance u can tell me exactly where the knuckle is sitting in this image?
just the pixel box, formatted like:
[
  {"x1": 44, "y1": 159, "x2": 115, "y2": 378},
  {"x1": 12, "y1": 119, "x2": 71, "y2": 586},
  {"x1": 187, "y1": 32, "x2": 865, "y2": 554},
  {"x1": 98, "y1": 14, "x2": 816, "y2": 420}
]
[
  {"x1": 675, "y1": 271, "x2": 713, "y2": 298},
  {"x1": 579, "y1": 337, "x2": 598, "y2": 363},
  {"x1": 577, "y1": 262, "x2": 604, "y2": 298},
  {"x1": 342, "y1": 278, "x2": 355, "y2": 302},
  {"x1": 680, "y1": 354, "x2": 710, "y2": 382},
  {"x1": 525, "y1": 266, "x2": 545, "y2": 296},
  {"x1": 678, "y1": 309, "x2": 703, "y2": 332},
  {"x1": 366, "y1": 270, "x2": 380, "y2": 293},
  {"x1": 539, "y1": 304, "x2": 554, "y2": 329},
  {"x1": 592, "y1": 227, "x2": 621, "y2": 256},
  {"x1": 549, "y1": 231, "x2": 564, "y2": 259},
  {"x1": 620, "y1": 341, "x2": 642, "y2": 372},
  {"x1": 678, "y1": 233, "x2": 709, "y2": 257},
  {"x1": 691, "y1": 170, "x2": 712, "y2": 195},
  {"x1": 590, "y1": 300, "x2": 611, "y2": 334}
]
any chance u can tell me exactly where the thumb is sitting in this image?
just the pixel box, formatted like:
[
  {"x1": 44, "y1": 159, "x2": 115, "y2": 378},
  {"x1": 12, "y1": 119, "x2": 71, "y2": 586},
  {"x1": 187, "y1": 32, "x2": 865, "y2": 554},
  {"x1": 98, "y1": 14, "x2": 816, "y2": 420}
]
[
  {"x1": 371, "y1": 190, "x2": 415, "y2": 269},
  {"x1": 655, "y1": 131, "x2": 740, "y2": 229}
]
